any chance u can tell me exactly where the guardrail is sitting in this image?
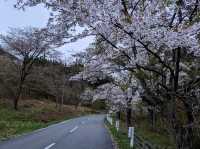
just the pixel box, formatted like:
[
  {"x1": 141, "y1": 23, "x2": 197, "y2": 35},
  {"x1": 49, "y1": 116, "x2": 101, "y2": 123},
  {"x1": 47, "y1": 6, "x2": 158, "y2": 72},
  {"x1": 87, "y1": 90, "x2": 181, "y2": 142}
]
[{"x1": 106, "y1": 114, "x2": 172, "y2": 149}]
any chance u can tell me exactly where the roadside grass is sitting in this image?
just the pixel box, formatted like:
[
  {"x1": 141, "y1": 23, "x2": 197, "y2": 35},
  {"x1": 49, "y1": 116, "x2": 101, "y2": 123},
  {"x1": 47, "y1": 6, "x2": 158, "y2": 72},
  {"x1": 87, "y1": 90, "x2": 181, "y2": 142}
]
[
  {"x1": 119, "y1": 120, "x2": 175, "y2": 149},
  {"x1": 108, "y1": 114, "x2": 175, "y2": 149},
  {"x1": 0, "y1": 98, "x2": 93, "y2": 139},
  {"x1": 105, "y1": 121, "x2": 135, "y2": 149},
  {"x1": 135, "y1": 119, "x2": 175, "y2": 149}
]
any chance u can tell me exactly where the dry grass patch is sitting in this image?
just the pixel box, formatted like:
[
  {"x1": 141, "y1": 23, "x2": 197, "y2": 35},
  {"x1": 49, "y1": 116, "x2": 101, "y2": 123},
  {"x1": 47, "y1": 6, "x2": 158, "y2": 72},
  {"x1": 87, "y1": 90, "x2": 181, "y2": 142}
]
[{"x1": 0, "y1": 98, "x2": 93, "y2": 139}]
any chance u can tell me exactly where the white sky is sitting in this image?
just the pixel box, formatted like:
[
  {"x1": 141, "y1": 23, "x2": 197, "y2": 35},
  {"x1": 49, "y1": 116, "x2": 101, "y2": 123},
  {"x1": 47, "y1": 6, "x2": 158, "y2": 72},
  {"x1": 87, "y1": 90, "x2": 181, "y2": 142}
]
[{"x1": 0, "y1": 0, "x2": 93, "y2": 61}]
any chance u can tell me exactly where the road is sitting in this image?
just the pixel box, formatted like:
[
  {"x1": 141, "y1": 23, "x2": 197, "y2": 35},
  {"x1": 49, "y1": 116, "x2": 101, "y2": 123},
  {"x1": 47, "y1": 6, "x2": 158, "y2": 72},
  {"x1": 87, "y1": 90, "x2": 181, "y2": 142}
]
[{"x1": 0, "y1": 115, "x2": 113, "y2": 149}]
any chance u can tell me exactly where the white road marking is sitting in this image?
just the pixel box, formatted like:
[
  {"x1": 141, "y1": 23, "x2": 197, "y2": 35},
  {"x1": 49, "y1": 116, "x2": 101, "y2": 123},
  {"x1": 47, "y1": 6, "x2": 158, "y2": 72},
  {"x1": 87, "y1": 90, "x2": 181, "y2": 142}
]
[
  {"x1": 81, "y1": 121, "x2": 85, "y2": 124},
  {"x1": 69, "y1": 126, "x2": 79, "y2": 133},
  {"x1": 44, "y1": 143, "x2": 56, "y2": 149}
]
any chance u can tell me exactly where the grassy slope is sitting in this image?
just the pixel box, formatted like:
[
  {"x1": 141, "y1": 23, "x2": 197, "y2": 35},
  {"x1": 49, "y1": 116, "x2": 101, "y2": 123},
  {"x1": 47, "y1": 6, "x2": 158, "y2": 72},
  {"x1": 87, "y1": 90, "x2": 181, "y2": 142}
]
[
  {"x1": 0, "y1": 98, "x2": 93, "y2": 139},
  {"x1": 135, "y1": 119, "x2": 175, "y2": 149},
  {"x1": 109, "y1": 113, "x2": 175, "y2": 149}
]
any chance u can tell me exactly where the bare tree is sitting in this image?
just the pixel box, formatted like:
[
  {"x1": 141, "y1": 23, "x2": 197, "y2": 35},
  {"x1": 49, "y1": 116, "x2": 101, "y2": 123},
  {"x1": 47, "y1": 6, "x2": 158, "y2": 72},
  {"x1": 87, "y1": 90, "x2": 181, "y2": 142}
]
[{"x1": 0, "y1": 27, "x2": 51, "y2": 110}]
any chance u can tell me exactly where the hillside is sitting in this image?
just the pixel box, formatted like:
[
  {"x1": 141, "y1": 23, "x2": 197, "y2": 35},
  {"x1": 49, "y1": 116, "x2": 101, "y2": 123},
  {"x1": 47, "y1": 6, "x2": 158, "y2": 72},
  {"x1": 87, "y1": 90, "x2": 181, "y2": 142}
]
[
  {"x1": 0, "y1": 98, "x2": 94, "y2": 139},
  {"x1": 0, "y1": 48, "x2": 18, "y2": 61}
]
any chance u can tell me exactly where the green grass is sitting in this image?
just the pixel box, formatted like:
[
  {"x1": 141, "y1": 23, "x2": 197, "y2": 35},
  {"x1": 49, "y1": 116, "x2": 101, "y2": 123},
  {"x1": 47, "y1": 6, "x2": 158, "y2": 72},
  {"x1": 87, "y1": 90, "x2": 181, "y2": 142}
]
[
  {"x1": 135, "y1": 119, "x2": 175, "y2": 149},
  {"x1": 0, "y1": 120, "x2": 46, "y2": 139},
  {"x1": 0, "y1": 99, "x2": 93, "y2": 139},
  {"x1": 0, "y1": 106, "x2": 45, "y2": 139},
  {"x1": 108, "y1": 114, "x2": 175, "y2": 149},
  {"x1": 106, "y1": 121, "x2": 135, "y2": 149}
]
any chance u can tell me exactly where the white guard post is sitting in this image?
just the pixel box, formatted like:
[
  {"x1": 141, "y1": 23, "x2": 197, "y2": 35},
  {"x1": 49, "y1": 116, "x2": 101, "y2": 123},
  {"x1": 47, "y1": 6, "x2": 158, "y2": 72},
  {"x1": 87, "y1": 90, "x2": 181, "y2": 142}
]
[
  {"x1": 106, "y1": 114, "x2": 113, "y2": 125},
  {"x1": 110, "y1": 117, "x2": 113, "y2": 125},
  {"x1": 130, "y1": 127, "x2": 135, "y2": 148},
  {"x1": 106, "y1": 114, "x2": 109, "y2": 122},
  {"x1": 128, "y1": 127, "x2": 132, "y2": 138},
  {"x1": 115, "y1": 120, "x2": 120, "y2": 131}
]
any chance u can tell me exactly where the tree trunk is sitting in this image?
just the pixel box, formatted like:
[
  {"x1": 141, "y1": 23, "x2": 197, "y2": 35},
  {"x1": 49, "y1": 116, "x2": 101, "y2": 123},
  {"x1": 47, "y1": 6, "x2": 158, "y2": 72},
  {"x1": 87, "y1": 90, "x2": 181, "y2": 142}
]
[
  {"x1": 13, "y1": 60, "x2": 28, "y2": 110},
  {"x1": 14, "y1": 97, "x2": 19, "y2": 110},
  {"x1": 116, "y1": 111, "x2": 121, "y2": 121},
  {"x1": 126, "y1": 107, "x2": 132, "y2": 128},
  {"x1": 169, "y1": 48, "x2": 182, "y2": 149},
  {"x1": 59, "y1": 79, "x2": 65, "y2": 112},
  {"x1": 182, "y1": 103, "x2": 195, "y2": 149},
  {"x1": 170, "y1": 48, "x2": 194, "y2": 149},
  {"x1": 152, "y1": 107, "x2": 156, "y2": 131},
  {"x1": 148, "y1": 106, "x2": 156, "y2": 131},
  {"x1": 55, "y1": 95, "x2": 58, "y2": 108},
  {"x1": 59, "y1": 96, "x2": 64, "y2": 112},
  {"x1": 13, "y1": 81, "x2": 23, "y2": 110}
]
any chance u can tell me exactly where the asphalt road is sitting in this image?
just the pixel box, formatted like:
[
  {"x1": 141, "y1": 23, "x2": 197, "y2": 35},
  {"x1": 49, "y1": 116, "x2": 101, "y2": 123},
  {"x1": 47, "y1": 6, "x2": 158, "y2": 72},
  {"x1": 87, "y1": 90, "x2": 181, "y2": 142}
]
[{"x1": 0, "y1": 115, "x2": 113, "y2": 149}]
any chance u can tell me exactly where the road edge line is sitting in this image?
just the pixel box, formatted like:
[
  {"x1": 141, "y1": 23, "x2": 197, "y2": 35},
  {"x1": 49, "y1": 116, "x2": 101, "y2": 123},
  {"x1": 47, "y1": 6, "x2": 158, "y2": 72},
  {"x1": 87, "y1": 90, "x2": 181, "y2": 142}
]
[{"x1": 44, "y1": 143, "x2": 56, "y2": 149}]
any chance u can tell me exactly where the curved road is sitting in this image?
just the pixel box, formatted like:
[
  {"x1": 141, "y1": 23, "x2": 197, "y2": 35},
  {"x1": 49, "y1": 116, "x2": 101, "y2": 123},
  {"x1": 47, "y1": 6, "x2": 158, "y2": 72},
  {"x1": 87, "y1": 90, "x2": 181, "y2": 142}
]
[{"x1": 0, "y1": 115, "x2": 113, "y2": 149}]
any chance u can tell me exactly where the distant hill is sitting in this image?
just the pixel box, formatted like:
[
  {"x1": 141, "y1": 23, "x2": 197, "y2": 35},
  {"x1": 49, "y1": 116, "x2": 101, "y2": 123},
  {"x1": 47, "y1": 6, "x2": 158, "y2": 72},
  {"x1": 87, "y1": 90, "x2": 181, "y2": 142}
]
[{"x1": 0, "y1": 48, "x2": 18, "y2": 60}]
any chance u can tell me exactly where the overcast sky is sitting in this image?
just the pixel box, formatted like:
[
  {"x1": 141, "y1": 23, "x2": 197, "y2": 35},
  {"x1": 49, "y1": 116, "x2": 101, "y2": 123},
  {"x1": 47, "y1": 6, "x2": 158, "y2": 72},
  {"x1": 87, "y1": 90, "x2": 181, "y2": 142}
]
[{"x1": 0, "y1": 0, "x2": 93, "y2": 61}]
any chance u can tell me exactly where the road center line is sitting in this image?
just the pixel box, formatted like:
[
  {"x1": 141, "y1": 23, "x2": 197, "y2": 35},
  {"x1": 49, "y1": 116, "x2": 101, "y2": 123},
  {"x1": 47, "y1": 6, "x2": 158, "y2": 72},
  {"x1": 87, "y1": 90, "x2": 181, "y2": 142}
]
[
  {"x1": 69, "y1": 126, "x2": 78, "y2": 133},
  {"x1": 44, "y1": 143, "x2": 56, "y2": 149}
]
